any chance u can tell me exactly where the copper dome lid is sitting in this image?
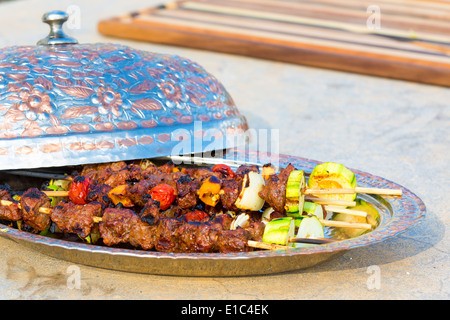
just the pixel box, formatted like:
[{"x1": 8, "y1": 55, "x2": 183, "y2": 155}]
[{"x1": 0, "y1": 11, "x2": 248, "y2": 170}]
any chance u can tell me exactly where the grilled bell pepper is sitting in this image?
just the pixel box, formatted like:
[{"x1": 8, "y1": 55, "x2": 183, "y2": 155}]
[
  {"x1": 108, "y1": 184, "x2": 134, "y2": 207},
  {"x1": 198, "y1": 176, "x2": 222, "y2": 207}
]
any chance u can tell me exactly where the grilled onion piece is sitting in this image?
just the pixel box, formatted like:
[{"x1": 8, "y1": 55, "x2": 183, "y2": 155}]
[{"x1": 234, "y1": 171, "x2": 265, "y2": 211}]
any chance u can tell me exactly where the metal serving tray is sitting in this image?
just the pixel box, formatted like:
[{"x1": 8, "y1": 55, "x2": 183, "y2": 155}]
[{"x1": 0, "y1": 150, "x2": 426, "y2": 276}]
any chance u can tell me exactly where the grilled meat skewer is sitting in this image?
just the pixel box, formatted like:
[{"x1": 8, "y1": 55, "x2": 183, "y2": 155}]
[{"x1": 1, "y1": 185, "x2": 267, "y2": 252}]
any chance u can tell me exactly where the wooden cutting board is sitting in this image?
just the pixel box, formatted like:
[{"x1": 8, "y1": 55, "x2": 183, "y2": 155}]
[{"x1": 98, "y1": 0, "x2": 450, "y2": 87}]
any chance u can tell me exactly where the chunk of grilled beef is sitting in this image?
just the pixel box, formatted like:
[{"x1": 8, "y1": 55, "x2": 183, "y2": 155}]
[
  {"x1": 195, "y1": 223, "x2": 221, "y2": 252},
  {"x1": 258, "y1": 163, "x2": 296, "y2": 213},
  {"x1": 157, "y1": 160, "x2": 175, "y2": 174},
  {"x1": 219, "y1": 178, "x2": 240, "y2": 210},
  {"x1": 139, "y1": 198, "x2": 161, "y2": 225},
  {"x1": 245, "y1": 221, "x2": 266, "y2": 242},
  {"x1": 235, "y1": 165, "x2": 260, "y2": 180},
  {"x1": 80, "y1": 161, "x2": 128, "y2": 184},
  {"x1": 182, "y1": 167, "x2": 221, "y2": 182},
  {"x1": 175, "y1": 222, "x2": 219, "y2": 253},
  {"x1": 0, "y1": 185, "x2": 21, "y2": 221},
  {"x1": 126, "y1": 179, "x2": 154, "y2": 207},
  {"x1": 99, "y1": 208, "x2": 139, "y2": 246},
  {"x1": 80, "y1": 161, "x2": 158, "y2": 187},
  {"x1": 207, "y1": 213, "x2": 233, "y2": 231},
  {"x1": 216, "y1": 228, "x2": 252, "y2": 253},
  {"x1": 176, "y1": 175, "x2": 199, "y2": 209},
  {"x1": 129, "y1": 219, "x2": 158, "y2": 250},
  {"x1": 50, "y1": 201, "x2": 103, "y2": 238},
  {"x1": 155, "y1": 217, "x2": 183, "y2": 253},
  {"x1": 86, "y1": 183, "x2": 113, "y2": 208},
  {"x1": 20, "y1": 188, "x2": 51, "y2": 231}
]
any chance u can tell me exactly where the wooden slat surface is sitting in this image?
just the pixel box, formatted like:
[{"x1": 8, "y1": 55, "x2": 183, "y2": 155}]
[{"x1": 98, "y1": 0, "x2": 450, "y2": 86}]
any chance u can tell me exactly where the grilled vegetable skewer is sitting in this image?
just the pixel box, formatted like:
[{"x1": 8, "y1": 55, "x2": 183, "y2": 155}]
[
  {"x1": 0, "y1": 192, "x2": 323, "y2": 251},
  {"x1": 304, "y1": 187, "x2": 402, "y2": 196},
  {"x1": 261, "y1": 216, "x2": 342, "y2": 248}
]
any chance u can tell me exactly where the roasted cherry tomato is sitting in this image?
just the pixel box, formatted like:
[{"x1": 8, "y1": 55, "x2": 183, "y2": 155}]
[
  {"x1": 184, "y1": 210, "x2": 209, "y2": 223},
  {"x1": 212, "y1": 164, "x2": 235, "y2": 178},
  {"x1": 149, "y1": 183, "x2": 176, "y2": 210},
  {"x1": 68, "y1": 176, "x2": 91, "y2": 205}
]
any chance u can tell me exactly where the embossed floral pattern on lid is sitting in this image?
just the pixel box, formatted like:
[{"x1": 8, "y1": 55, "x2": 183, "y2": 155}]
[{"x1": 0, "y1": 43, "x2": 248, "y2": 169}]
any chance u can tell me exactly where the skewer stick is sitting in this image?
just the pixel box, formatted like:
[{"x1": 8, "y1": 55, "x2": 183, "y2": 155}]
[
  {"x1": 1, "y1": 198, "x2": 371, "y2": 230},
  {"x1": 44, "y1": 184, "x2": 401, "y2": 210},
  {"x1": 46, "y1": 187, "x2": 402, "y2": 198},
  {"x1": 355, "y1": 187, "x2": 402, "y2": 196},
  {"x1": 319, "y1": 219, "x2": 372, "y2": 230},
  {"x1": 1, "y1": 200, "x2": 370, "y2": 252},
  {"x1": 289, "y1": 237, "x2": 340, "y2": 245},
  {"x1": 39, "y1": 194, "x2": 369, "y2": 228},
  {"x1": 1, "y1": 199, "x2": 52, "y2": 215},
  {"x1": 181, "y1": 1, "x2": 450, "y2": 44},
  {"x1": 304, "y1": 187, "x2": 402, "y2": 196},
  {"x1": 44, "y1": 190, "x2": 69, "y2": 197},
  {"x1": 0, "y1": 199, "x2": 18, "y2": 209},
  {"x1": 247, "y1": 240, "x2": 293, "y2": 250}
]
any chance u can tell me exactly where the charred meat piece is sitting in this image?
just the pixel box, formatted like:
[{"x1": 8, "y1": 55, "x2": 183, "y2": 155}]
[
  {"x1": 176, "y1": 222, "x2": 219, "y2": 253},
  {"x1": 129, "y1": 219, "x2": 158, "y2": 250},
  {"x1": 235, "y1": 165, "x2": 260, "y2": 180},
  {"x1": 86, "y1": 183, "x2": 113, "y2": 208},
  {"x1": 102, "y1": 168, "x2": 132, "y2": 188},
  {"x1": 258, "y1": 163, "x2": 296, "y2": 213},
  {"x1": 175, "y1": 175, "x2": 199, "y2": 209},
  {"x1": 136, "y1": 160, "x2": 159, "y2": 179},
  {"x1": 216, "y1": 228, "x2": 252, "y2": 253},
  {"x1": 81, "y1": 161, "x2": 159, "y2": 187},
  {"x1": 219, "y1": 178, "x2": 240, "y2": 210},
  {"x1": 139, "y1": 198, "x2": 161, "y2": 225},
  {"x1": 195, "y1": 223, "x2": 220, "y2": 253},
  {"x1": 99, "y1": 208, "x2": 140, "y2": 246},
  {"x1": 126, "y1": 179, "x2": 155, "y2": 207},
  {"x1": 245, "y1": 221, "x2": 266, "y2": 242},
  {"x1": 20, "y1": 188, "x2": 51, "y2": 231},
  {"x1": 0, "y1": 185, "x2": 21, "y2": 221},
  {"x1": 207, "y1": 213, "x2": 233, "y2": 231},
  {"x1": 182, "y1": 167, "x2": 221, "y2": 182},
  {"x1": 51, "y1": 201, "x2": 103, "y2": 238},
  {"x1": 80, "y1": 161, "x2": 127, "y2": 184},
  {"x1": 125, "y1": 163, "x2": 151, "y2": 183},
  {"x1": 157, "y1": 160, "x2": 175, "y2": 174}
]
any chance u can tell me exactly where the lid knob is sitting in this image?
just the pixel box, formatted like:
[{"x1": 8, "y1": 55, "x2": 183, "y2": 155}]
[{"x1": 37, "y1": 11, "x2": 78, "y2": 46}]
